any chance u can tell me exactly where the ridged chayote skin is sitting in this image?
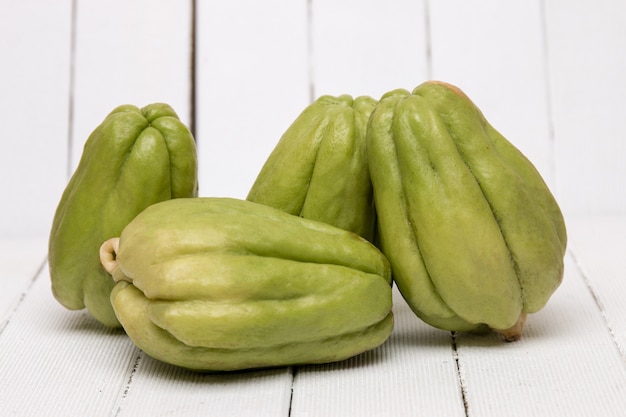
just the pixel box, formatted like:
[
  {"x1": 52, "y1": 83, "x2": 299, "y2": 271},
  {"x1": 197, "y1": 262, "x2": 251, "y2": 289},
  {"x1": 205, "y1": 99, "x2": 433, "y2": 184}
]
[
  {"x1": 367, "y1": 81, "x2": 567, "y2": 341},
  {"x1": 247, "y1": 94, "x2": 378, "y2": 242},
  {"x1": 49, "y1": 103, "x2": 198, "y2": 328},
  {"x1": 100, "y1": 197, "x2": 393, "y2": 371}
]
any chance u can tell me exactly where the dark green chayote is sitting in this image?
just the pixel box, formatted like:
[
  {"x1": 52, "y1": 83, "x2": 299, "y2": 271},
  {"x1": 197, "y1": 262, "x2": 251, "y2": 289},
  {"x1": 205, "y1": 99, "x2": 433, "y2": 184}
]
[{"x1": 247, "y1": 94, "x2": 377, "y2": 241}]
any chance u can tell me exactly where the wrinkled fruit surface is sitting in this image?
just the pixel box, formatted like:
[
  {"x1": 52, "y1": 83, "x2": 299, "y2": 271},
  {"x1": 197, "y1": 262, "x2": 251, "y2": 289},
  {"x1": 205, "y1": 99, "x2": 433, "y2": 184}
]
[
  {"x1": 247, "y1": 94, "x2": 377, "y2": 241},
  {"x1": 367, "y1": 81, "x2": 567, "y2": 340},
  {"x1": 49, "y1": 103, "x2": 198, "y2": 327},
  {"x1": 101, "y1": 197, "x2": 393, "y2": 371}
]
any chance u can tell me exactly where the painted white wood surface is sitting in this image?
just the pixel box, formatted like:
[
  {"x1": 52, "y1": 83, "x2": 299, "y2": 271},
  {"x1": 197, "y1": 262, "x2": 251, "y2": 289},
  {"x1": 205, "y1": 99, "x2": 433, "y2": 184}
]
[
  {"x1": 0, "y1": 0, "x2": 72, "y2": 238},
  {"x1": 310, "y1": 0, "x2": 428, "y2": 99},
  {"x1": 429, "y1": 0, "x2": 555, "y2": 190},
  {"x1": 195, "y1": 0, "x2": 310, "y2": 200},
  {"x1": 70, "y1": 0, "x2": 193, "y2": 171},
  {"x1": 567, "y1": 215, "x2": 626, "y2": 361},
  {"x1": 2, "y1": 0, "x2": 626, "y2": 238},
  {"x1": 2, "y1": 0, "x2": 626, "y2": 416},
  {"x1": 545, "y1": 0, "x2": 626, "y2": 215}
]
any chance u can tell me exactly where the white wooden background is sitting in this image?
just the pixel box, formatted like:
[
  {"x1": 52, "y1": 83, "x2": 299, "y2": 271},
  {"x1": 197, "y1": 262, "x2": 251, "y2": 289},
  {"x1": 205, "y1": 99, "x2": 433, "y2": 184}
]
[{"x1": 2, "y1": 1, "x2": 626, "y2": 416}]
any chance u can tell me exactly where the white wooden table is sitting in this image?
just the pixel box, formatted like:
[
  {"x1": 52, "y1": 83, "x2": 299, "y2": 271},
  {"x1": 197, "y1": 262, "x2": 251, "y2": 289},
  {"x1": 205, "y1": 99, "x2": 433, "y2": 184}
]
[{"x1": 2, "y1": 1, "x2": 626, "y2": 416}]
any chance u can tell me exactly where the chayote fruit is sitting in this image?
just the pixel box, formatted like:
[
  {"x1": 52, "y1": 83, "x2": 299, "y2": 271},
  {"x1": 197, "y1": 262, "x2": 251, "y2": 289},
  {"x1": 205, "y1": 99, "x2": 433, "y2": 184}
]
[
  {"x1": 49, "y1": 103, "x2": 198, "y2": 328},
  {"x1": 247, "y1": 94, "x2": 377, "y2": 241},
  {"x1": 99, "y1": 197, "x2": 393, "y2": 371},
  {"x1": 367, "y1": 81, "x2": 567, "y2": 340}
]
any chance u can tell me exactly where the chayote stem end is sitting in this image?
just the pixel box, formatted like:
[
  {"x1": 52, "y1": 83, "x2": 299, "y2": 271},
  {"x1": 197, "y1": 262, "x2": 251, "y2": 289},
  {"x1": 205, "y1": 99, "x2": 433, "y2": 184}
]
[
  {"x1": 492, "y1": 313, "x2": 528, "y2": 342},
  {"x1": 99, "y1": 238, "x2": 131, "y2": 283}
]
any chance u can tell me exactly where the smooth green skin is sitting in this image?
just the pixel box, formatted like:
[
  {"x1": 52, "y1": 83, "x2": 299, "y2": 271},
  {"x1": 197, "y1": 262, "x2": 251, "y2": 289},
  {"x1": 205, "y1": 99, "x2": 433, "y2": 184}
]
[
  {"x1": 109, "y1": 197, "x2": 393, "y2": 371},
  {"x1": 48, "y1": 103, "x2": 198, "y2": 328},
  {"x1": 367, "y1": 81, "x2": 566, "y2": 332},
  {"x1": 247, "y1": 95, "x2": 377, "y2": 241},
  {"x1": 413, "y1": 82, "x2": 567, "y2": 313}
]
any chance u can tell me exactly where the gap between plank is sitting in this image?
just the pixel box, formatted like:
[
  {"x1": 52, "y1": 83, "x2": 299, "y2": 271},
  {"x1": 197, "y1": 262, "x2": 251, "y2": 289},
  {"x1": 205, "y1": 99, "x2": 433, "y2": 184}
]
[
  {"x1": 66, "y1": 0, "x2": 78, "y2": 179},
  {"x1": 451, "y1": 331, "x2": 470, "y2": 417},
  {"x1": 568, "y1": 248, "x2": 626, "y2": 368},
  {"x1": 423, "y1": 0, "x2": 433, "y2": 80},
  {"x1": 112, "y1": 351, "x2": 143, "y2": 417},
  {"x1": 538, "y1": 0, "x2": 558, "y2": 192},
  {"x1": 306, "y1": 0, "x2": 315, "y2": 104},
  {"x1": 189, "y1": 0, "x2": 197, "y2": 139},
  {"x1": 287, "y1": 366, "x2": 297, "y2": 417}
]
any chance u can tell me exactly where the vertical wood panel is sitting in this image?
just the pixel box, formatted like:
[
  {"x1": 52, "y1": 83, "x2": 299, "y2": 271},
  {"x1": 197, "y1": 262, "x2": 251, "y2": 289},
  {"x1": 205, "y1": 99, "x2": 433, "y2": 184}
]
[
  {"x1": 0, "y1": 0, "x2": 72, "y2": 238},
  {"x1": 71, "y1": 0, "x2": 193, "y2": 171},
  {"x1": 429, "y1": 0, "x2": 555, "y2": 189},
  {"x1": 311, "y1": 0, "x2": 429, "y2": 100},
  {"x1": 545, "y1": 0, "x2": 626, "y2": 215},
  {"x1": 195, "y1": 0, "x2": 310, "y2": 199}
]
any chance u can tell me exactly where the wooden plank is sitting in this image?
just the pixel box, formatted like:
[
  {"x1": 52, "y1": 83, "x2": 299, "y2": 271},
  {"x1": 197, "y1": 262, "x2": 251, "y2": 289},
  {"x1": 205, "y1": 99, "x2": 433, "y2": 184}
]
[
  {"x1": 0, "y1": 238, "x2": 47, "y2": 326},
  {"x1": 290, "y1": 287, "x2": 466, "y2": 417},
  {"x1": 310, "y1": 0, "x2": 429, "y2": 100},
  {"x1": 545, "y1": 0, "x2": 626, "y2": 214},
  {"x1": 429, "y1": 0, "x2": 555, "y2": 189},
  {"x1": 70, "y1": 0, "x2": 193, "y2": 171},
  {"x1": 195, "y1": 0, "x2": 310, "y2": 199},
  {"x1": 454, "y1": 252, "x2": 626, "y2": 416},
  {"x1": 114, "y1": 358, "x2": 292, "y2": 417},
  {"x1": 567, "y1": 215, "x2": 626, "y2": 362},
  {"x1": 0, "y1": 265, "x2": 136, "y2": 416},
  {"x1": 0, "y1": 0, "x2": 72, "y2": 237}
]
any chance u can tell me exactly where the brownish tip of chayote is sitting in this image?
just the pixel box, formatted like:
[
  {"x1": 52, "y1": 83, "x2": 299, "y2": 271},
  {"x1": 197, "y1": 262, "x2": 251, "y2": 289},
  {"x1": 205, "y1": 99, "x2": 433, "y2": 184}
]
[
  {"x1": 99, "y1": 238, "x2": 129, "y2": 283},
  {"x1": 491, "y1": 313, "x2": 528, "y2": 342}
]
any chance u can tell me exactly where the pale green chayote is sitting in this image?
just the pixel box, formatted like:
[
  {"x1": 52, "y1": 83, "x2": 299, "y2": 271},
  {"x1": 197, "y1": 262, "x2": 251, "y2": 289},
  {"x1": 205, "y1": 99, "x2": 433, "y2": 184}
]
[{"x1": 101, "y1": 197, "x2": 393, "y2": 371}]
